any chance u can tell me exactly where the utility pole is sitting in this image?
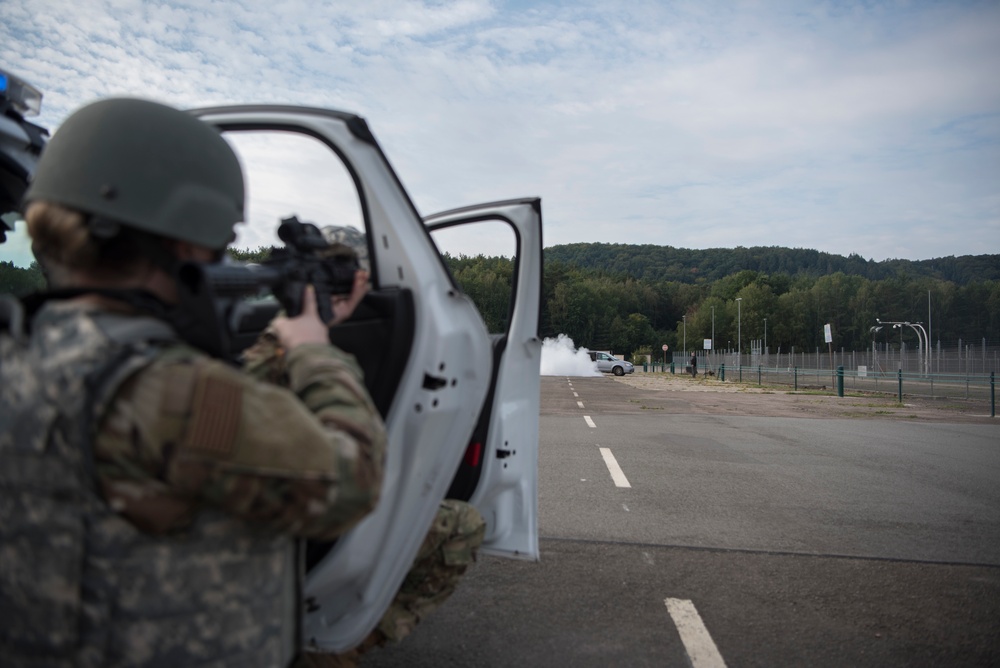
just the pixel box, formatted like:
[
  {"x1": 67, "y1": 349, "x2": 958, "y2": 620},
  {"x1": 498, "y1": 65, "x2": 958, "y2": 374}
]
[
  {"x1": 711, "y1": 305, "x2": 716, "y2": 373},
  {"x1": 736, "y1": 297, "x2": 742, "y2": 367}
]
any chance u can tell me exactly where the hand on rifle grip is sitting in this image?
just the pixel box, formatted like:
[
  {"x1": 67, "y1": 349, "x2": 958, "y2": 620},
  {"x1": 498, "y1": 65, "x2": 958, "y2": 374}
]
[{"x1": 271, "y1": 285, "x2": 329, "y2": 350}]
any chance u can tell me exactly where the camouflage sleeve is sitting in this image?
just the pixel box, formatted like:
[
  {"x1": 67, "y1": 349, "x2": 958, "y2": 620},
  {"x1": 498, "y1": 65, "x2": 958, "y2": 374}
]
[
  {"x1": 241, "y1": 325, "x2": 368, "y2": 387},
  {"x1": 94, "y1": 343, "x2": 386, "y2": 540},
  {"x1": 241, "y1": 326, "x2": 286, "y2": 385}
]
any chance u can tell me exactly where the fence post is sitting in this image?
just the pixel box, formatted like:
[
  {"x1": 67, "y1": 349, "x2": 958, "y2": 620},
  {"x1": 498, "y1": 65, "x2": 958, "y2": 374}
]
[
  {"x1": 758, "y1": 365, "x2": 762, "y2": 386},
  {"x1": 670, "y1": 362, "x2": 675, "y2": 374},
  {"x1": 992, "y1": 372, "x2": 995, "y2": 418},
  {"x1": 837, "y1": 366, "x2": 844, "y2": 397},
  {"x1": 897, "y1": 369, "x2": 903, "y2": 403},
  {"x1": 720, "y1": 364, "x2": 725, "y2": 382}
]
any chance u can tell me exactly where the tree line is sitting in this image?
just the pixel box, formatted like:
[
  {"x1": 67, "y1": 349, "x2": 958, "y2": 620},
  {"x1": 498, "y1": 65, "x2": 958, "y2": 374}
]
[
  {"x1": 448, "y1": 251, "x2": 1000, "y2": 362},
  {"x1": 5, "y1": 246, "x2": 998, "y2": 363},
  {"x1": 545, "y1": 243, "x2": 1000, "y2": 286}
]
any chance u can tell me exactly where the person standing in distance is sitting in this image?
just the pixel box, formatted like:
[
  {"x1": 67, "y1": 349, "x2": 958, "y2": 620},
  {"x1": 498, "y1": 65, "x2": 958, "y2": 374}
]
[{"x1": 0, "y1": 98, "x2": 386, "y2": 668}]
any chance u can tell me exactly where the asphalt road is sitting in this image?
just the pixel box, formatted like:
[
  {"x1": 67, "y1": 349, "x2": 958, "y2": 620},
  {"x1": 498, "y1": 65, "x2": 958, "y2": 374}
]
[{"x1": 364, "y1": 375, "x2": 1000, "y2": 667}]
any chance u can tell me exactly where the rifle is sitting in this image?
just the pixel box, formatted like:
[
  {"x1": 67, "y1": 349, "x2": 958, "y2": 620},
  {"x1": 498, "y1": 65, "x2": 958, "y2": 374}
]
[{"x1": 175, "y1": 216, "x2": 361, "y2": 360}]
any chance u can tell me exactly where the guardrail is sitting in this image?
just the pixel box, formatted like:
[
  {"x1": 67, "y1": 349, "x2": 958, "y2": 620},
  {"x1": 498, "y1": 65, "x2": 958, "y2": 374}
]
[{"x1": 639, "y1": 362, "x2": 996, "y2": 417}]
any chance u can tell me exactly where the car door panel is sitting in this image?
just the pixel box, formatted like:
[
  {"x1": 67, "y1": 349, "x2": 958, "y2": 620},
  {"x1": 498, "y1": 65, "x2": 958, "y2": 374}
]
[
  {"x1": 326, "y1": 288, "x2": 415, "y2": 417},
  {"x1": 425, "y1": 199, "x2": 543, "y2": 561}
]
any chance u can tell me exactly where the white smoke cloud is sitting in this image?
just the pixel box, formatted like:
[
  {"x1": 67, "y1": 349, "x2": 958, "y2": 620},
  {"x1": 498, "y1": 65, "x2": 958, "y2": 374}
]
[{"x1": 540, "y1": 334, "x2": 601, "y2": 377}]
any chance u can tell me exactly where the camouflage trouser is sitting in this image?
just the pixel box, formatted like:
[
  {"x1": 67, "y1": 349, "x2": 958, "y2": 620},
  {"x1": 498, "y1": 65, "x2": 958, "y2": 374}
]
[
  {"x1": 297, "y1": 499, "x2": 485, "y2": 667},
  {"x1": 375, "y1": 498, "x2": 486, "y2": 642}
]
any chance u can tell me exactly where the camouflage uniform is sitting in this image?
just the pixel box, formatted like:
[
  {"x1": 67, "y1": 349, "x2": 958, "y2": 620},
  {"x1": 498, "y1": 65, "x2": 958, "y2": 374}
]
[
  {"x1": 243, "y1": 324, "x2": 486, "y2": 667},
  {"x1": 375, "y1": 499, "x2": 486, "y2": 642},
  {"x1": 0, "y1": 298, "x2": 387, "y2": 667}
]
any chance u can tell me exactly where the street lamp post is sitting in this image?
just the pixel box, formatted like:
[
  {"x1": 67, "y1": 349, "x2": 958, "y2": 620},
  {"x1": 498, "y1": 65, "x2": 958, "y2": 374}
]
[
  {"x1": 763, "y1": 318, "x2": 767, "y2": 356},
  {"x1": 915, "y1": 323, "x2": 929, "y2": 375},
  {"x1": 683, "y1": 314, "x2": 686, "y2": 355},
  {"x1": 869, "y1": 325, "x2": 881, "y2": 373},
  {"x1": 876, "y1": 319, "x2": 930, "y2": 376},
  {"x1": 736, "y1": 297, "x2": 742, "y2": 367},
  {"x1": 711, "y1": 306, "x2": 716, "y2": 372}
]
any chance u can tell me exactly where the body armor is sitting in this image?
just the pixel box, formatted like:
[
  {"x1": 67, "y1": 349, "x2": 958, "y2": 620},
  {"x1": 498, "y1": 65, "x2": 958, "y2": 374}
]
[{"x1": 0, "y1": 300, "x2": 298, "y2": 667}]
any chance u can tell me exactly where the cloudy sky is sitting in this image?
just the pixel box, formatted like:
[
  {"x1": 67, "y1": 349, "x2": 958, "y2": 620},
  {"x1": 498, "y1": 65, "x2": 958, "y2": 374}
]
[{"x1": 2, "y1": 0, "x2": 998, "y2": 266}]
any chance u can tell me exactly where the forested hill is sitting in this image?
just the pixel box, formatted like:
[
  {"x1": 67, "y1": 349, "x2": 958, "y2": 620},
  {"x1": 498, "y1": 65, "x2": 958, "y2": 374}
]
[{"x1": 543, "y1": 243, "x2": 1000, "y2": 285}]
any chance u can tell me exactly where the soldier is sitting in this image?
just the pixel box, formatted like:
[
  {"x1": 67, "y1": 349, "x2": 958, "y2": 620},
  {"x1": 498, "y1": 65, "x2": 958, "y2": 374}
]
[
  {"x1": 244, "y1": 226, "x2": 487, "y2": 667},
  {"x1": 0, "y1": 98, "x2": 386, "y2": 667}
]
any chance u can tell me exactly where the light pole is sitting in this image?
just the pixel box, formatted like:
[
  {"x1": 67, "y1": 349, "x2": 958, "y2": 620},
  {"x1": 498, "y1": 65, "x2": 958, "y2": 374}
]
[
  {"x1": 711, "y1": 305, "x2": 716, "y2": 371},
  {"x1": 869, "y1": 325, "x2": 881, "y2": 373},
  {"x1": 711, "y1": 306, "x2": 716, "y2": 349},
  {"x1": 736, "y1": 297, "x2": 742, "y2": 366},
  {"x1": 683, "y1": 314, "x2": 686, "y2": 355},
  {"x1": 763, "y1": 318, "x2": 767, "y2": 356},
  {"x1": 877, "y1": 319, "x2": 929, "y2": 376}
]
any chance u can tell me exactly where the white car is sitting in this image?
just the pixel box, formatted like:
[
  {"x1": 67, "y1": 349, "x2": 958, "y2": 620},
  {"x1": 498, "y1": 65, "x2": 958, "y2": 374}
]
[
  {"x1": 2, "y1": 96, "x2": 543, "y2": 654},
  {"x1": 589, "y1": 350, "x2": 634, "y2": 375},
  {"x1": 191, "y1": 106, "x2": 543, "y2": 652}
]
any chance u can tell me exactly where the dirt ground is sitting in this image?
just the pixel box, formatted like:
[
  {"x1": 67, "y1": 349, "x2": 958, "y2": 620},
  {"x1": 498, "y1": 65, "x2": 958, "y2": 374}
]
[{"x1": 610, "y1": 372, "x2": 999, "y2": 425}]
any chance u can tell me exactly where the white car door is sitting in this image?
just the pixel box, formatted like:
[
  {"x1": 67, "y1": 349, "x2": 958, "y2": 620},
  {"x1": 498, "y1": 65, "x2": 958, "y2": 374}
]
[
  {"x1": 425, "y1": 199, "x2": 542, "y2": 561},
  {"x1": 189, "y1": 106, "x2": 541, "y2": 652}
]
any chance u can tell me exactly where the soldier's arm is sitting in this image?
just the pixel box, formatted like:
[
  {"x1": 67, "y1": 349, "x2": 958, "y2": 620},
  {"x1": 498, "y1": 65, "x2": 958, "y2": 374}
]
[{"x1": 95, "y1": 344, "x2": 386, "y2": 540}]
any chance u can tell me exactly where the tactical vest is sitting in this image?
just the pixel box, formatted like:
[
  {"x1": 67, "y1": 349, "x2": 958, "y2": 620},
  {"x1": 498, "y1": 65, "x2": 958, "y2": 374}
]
[{"x1": 0, "y1": 298, "x2": 299, "y2": 667}]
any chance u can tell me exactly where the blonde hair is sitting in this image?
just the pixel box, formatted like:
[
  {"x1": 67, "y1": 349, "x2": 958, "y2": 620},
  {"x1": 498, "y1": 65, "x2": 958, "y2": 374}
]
[{"x1": 25, "y1": 201, "x2": 155, "y2": 286}]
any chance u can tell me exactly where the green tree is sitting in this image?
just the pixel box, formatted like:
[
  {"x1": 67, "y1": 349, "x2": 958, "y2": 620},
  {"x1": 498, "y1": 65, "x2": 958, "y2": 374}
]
[{"x1": 0, "y1": 261, "x2": 46, "y2": 296}]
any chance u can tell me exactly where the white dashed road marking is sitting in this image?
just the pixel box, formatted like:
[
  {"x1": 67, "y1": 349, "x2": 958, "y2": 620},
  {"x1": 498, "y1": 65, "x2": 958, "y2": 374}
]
[
  {"x1": 577, "y1": 401, "x2": 585, "y2": 408},
  {"x1": 664, "y1": 598, "x2": 728, "y2": 668},
  {"x1": 599, "y1": 447, "x2": 631, "y2": 487},
  {"x1": 584, "y1": 416, "x2": 597, "y2": 428}
]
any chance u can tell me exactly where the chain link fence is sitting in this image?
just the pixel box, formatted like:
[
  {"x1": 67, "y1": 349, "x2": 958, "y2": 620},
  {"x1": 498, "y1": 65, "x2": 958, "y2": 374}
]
[{"x1": 658, "y1": 345, "x2": 998, "y2": 406}]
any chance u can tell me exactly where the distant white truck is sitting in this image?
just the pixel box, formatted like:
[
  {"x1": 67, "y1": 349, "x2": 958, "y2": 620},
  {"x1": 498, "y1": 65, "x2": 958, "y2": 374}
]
[{"x1": 588, "y1": 350, "x2": 634, "y2": 376}]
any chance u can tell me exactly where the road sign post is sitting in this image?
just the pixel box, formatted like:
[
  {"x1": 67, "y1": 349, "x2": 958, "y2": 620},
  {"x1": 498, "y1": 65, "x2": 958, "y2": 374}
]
[{"x1": 825, "y1": 324, "x2": 834, "y2": 387}]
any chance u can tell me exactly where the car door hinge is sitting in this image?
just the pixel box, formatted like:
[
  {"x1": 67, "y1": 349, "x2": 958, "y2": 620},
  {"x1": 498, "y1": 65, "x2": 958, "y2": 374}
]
[{"x1": 496, "y1": 449, "x2": 513, "y2": 459}]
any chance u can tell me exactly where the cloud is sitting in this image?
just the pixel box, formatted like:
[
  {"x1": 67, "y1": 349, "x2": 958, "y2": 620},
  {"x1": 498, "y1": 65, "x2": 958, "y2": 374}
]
[{"x1": 1, "y1": 0, "x2": 997, "y2": 266}]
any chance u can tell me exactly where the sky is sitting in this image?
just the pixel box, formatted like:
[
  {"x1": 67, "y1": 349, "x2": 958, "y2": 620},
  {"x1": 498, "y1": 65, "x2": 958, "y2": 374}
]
[{"x1": 2, "y1": 0, "x2": 999, "y2": 267}]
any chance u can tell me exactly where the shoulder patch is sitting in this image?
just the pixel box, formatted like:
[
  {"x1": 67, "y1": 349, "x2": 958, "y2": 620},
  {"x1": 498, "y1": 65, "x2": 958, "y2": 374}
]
[{"x1": 183, "y1": 374, "x2": 243, "y2": 456}]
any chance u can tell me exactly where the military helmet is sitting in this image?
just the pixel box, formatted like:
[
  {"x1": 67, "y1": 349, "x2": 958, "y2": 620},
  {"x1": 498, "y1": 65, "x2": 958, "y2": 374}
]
[
  {"x1": 24, "y1": 97, "x2": 243, "y2": 249},
  {"x1": 321, "y1": 224, "x2": 369, "y2": 271}
]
